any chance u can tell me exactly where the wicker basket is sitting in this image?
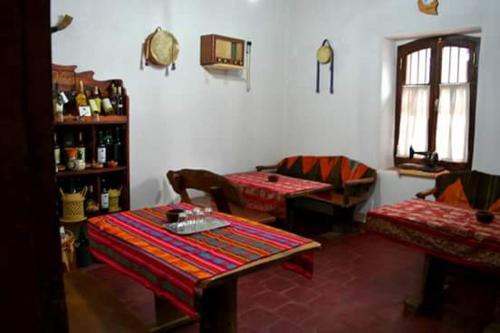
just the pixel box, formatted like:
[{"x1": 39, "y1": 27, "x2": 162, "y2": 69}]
[
  {"x1": 108, "y1": 188, "x2": 122, "y2": 213},
  {"x1": 59, "y1": 187, "x2": 87, "y2": 223}
]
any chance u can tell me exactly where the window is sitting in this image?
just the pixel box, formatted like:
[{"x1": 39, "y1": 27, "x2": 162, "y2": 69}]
[{"x1": 394, "y1": 35, "x2": 480, "y2": 170}]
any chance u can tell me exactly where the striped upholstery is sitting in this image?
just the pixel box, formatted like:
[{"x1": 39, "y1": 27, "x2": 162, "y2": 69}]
[
  {"x1": 435, "y1": 170, "x2": 500, "y2": 213},
  {"x1": 276, "y1": 156, "x2": 375, "y2": 191}
]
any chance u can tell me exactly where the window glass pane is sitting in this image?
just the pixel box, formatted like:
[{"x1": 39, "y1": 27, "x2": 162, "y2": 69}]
[
  {"x1": 405, "y1": 48, "x2": 430, "y2": 84},
  {"x1": 449, "y1": 47, "x2": 459, "y2": 83},
  {"x1": 441, "y1": 46, "x2": 470, "y2": 84},
  {"x1": 436, "y1": 83, "x2": 470, "y2": 162},
  {"x1": 458, "y1": 48, "x2": 470, "y2": 83},
  {"x1": 410, "y1": 52, "x2": 418, "y2": 84},
  {"x1": 397, "y1": 85, "x2": 430, "y2": 156},
  {"x1": 441, "y1": 47, "x2": 450, "y2": 84}
]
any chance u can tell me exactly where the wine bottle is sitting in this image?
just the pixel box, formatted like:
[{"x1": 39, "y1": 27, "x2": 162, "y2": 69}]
[
  {"x1": 101, "y1": 179, "x2": 109, "y2": 212},
  {"x1": 68, "y1": 179, "x2": 76, "y2": 194},
  {"x1": 110, "y1": 83, "x2": 117, "y2": 114},
  {"x1": 89, "y1": 86, "x2": 102, "y2": 116},
  {"x1": 77, "y1": 131, "x2": 86, "y2": 162},
  {"x1": 97, "y1": 131, "x2": 106, "y2": 164},
  {"x1": 75, "y1": 80, "x2": 88, "y2": 107},
  {"x1": 116, "y1": 86, "x2": 123, "y2": 115},
  {"x1": 113, "y1": 127, "x2": 123, "y2": 165},
  {"x1": 53, "y1": 83, "x2": 64, "y2": 117},
  {"x1": 54, "y1": 133, "x2": 61, "y2": 166},
  {"x1": 85, "y1": 185, "x2": 99, "y2": 213},
  {"x1": 104, "y1": 129, "x2": 114, "y2": 161}
]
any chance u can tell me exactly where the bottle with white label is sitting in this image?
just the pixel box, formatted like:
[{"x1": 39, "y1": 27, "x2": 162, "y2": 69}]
[
  {"x1": 54, "y1": 133, "x2": 61, "y2": 166},
  {"x1": 77, "y1": 131, "x2": 86, "y2": 163},
  {"x1": 100, "y1": 179, "x2": 109, "y2": 212},
  {"x1": 97, "y1": 130, "x2": 106, "y2": 164}
]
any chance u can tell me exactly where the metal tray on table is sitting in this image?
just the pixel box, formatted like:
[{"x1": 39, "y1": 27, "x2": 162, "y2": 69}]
[{"x1": 162, "y1": 217, "x2": 230, "y2": 235}]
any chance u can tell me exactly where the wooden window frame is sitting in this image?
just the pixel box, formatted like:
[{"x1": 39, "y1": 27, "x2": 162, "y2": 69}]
[{"x1": 393, "y1": 35, "x2": 480, "y2": 171}]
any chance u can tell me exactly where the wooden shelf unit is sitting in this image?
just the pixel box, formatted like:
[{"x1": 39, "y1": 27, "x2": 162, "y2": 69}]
[{"x1": 52, "y1": 64, "x2": 131, "y2": 217}]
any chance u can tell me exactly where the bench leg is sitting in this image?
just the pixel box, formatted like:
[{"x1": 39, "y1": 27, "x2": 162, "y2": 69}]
[
  {"x1": 198, "y1": 279, "x2": 237, "y2": 333},
  {"x1": 286, "y1": 197, "x2": 297, "y2": 232}
]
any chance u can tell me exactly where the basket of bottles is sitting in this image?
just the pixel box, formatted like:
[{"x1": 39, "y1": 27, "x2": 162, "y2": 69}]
[{"x1": 59, "y1": 187, "x2": 87, "y2": 223}]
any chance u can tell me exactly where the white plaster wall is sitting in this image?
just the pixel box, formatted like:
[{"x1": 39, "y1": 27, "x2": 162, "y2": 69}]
[
  {"x1": 52, "y1": 0, "x2": 500, "y2": 210},
  {"x1": 51, "y1": 0, "x2": 287, "y2": 208},
  {"x1": 282, "y1": 0, "x2": 500, "y2": 206}
]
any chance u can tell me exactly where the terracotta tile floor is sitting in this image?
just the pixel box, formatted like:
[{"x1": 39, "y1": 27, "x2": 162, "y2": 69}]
[{"x1": 89, "y1": 232, "x2": 497, "y2": 333}]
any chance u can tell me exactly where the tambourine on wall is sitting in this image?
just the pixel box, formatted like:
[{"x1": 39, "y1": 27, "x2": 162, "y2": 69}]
[
  {"x1": 142, "y1": 27, "x2": 179, "y2": 75},
  {"x1": 316, "y1": 39, "x2": 334, "y2": 94}
]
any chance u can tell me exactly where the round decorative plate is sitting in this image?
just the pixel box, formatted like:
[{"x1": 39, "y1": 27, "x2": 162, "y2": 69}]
[{"x1": 418, "y1": 0, "x2": 439, "y2": 15}]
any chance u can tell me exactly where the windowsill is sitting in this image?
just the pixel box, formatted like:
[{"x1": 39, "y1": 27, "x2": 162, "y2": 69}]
[{"x1": 387, "y1": 167, "x2": 449, "y2": 179}]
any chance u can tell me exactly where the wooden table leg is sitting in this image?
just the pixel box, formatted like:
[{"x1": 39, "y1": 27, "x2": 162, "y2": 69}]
[
  {"x1": 198, "y1": 279, "x2": 237, "y2": 333},
  {"x1": 150, "y1": 296, "x2": 193, "y2": 333},
  {"x1": 405, "y1": 255, "x2": 445, "y2": 315},
  {"x1": 286, "y1": 197, "x2": 296, "y2": 232}
]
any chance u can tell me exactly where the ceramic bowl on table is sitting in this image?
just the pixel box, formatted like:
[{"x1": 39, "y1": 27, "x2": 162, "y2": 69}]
[
  {"x1": 166, "y1": 209, "x2": 184, "y2": 223},
  {"x1": 267, "y1": 174, "x2": 279, "y2": 182},
  {"x1": 476, "y1": 210, "x2": 494, "y2": 224}
]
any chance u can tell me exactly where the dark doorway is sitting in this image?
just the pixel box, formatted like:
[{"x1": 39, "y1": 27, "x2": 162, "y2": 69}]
[{"x1": 1, "y1": 0, "x2": 68, "y2": 331}]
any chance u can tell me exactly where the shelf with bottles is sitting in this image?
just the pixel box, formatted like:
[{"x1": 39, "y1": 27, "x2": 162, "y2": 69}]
[
  {"x1": 52, "y1": 64, "x2": 130, "y2": 216},
  {"x1": 52, "y1": 64, "x2": 128, "y2": 124},
  {"x1": 54, "y1": 125, "x2": 127, "y2": 175},
  {"x1": 57, "y1": 174, "x2": 128, "y2": 219}
]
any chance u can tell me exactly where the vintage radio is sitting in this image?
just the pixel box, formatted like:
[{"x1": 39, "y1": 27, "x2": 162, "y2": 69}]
[{"x1": 200, "y1": 34, "x2": 245, "y2": 70}]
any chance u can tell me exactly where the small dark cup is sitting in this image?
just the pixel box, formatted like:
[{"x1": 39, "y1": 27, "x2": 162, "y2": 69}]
[
  {"x1": 476, "y1": 210, "x2": 494, "y2": 224},
  {"x1": 166, "y1": 209, "x2": 184, "y2": 223},
  {"x1": 267, "y1": 174, "x2": 279, "y2": 182}
]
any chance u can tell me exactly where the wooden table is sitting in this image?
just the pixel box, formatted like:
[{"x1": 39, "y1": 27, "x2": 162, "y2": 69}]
[
  {"x1": 226, "y1": 171, "x2": 333, "y2": 220},
  {"x1": 88, "y1": 203, "x2": 320, "y2": 333},
  {"x1": 367, "y1": 199, "x2": 500, "y2": 314}
]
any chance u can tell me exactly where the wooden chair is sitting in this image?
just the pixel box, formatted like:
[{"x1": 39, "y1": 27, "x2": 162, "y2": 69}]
[{"x1": 166, "y1": 169, "x2": 276, "y2": 224}]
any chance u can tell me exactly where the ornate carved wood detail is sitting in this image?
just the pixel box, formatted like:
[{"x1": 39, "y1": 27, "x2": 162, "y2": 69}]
[{"x1": 52, "y1": 64, "x2": 126, "y2": 101}]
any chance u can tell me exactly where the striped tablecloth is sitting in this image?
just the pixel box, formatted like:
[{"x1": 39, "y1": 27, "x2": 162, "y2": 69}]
[
  {"x1": 226, "y1": 171, "x2": 332, "y2": 218},
  {"x1": 88, "y1": 203, "x2": 316, "y2": 318},
  {"x1": 367, "y1": 199, "x2": 500, "y2": 269}
]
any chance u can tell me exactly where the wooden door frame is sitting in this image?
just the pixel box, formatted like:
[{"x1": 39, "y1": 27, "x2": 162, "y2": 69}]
[{"x1": 0, "y1": 0, "x2": 68, "y2": 331}]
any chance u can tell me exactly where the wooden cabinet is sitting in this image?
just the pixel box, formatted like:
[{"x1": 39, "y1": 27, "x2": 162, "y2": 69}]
[
  {"x1": 52, "y1": 64, "x2": 130, "y2": 220},
  {"x1": 200, "y1": 34, "x2": 245, "y2": 69}
]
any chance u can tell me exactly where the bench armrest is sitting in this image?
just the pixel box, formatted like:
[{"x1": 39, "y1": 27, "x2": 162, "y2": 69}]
[
  {"x1": 256, "y1": 164, "x2": 279, "y2": 172},
  {"x1": 344, "y1": 177, "x2": 376, "y2": 188},
  {"x1": 416, "y1": 187, "x2": 437, "y2": 199},
  {"x1": 342, "y1": 177, "x2": 376, "y2": 205}
]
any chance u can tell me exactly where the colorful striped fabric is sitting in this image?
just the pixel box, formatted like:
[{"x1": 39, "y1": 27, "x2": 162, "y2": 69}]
[
  {"x1": 367, "y1": 199, "x2": 500, "y2": 269},
  {"x1": 226, "y1": 171, "x2": 332, "y2": 218},
  {"x1": 88, "y1": 203, "x2": 315, "y2": 318}
]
